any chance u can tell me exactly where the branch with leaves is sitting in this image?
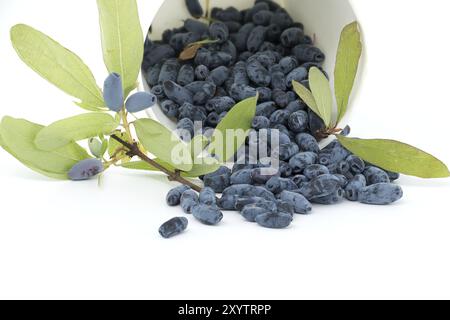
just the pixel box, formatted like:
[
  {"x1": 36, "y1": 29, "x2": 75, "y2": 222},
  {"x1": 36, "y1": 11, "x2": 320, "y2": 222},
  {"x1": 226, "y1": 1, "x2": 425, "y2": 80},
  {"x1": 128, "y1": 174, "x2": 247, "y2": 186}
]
[
  {"x1": 292, "y1": 22, "x2": 449, "y2": 179},
  {"x1": 0, "y1": 0, "x2": 257, "y2": 185}
]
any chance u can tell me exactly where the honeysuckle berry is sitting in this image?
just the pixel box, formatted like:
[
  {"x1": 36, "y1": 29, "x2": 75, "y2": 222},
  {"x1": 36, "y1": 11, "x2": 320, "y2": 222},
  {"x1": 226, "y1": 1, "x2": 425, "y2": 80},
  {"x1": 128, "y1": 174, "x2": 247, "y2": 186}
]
[
  {"x1": 68, "y1": 159, "x2": 104, "y2": 181},
  {"x1": 159, "y1": 217, "x2": 188, "y2": 239},
  {"x1": 125, "y1": 92, "x2": 157, "y2": 113},
  {"x1": 103, "y1": 73, "x2": 123, "y2": 112}
]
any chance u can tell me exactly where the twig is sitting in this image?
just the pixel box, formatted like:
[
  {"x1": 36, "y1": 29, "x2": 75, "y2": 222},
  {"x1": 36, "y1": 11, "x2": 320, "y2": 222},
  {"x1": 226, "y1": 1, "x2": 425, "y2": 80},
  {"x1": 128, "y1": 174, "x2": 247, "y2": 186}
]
[{"x1": 110, "y1": 134, "x2": 203, "y2": 193}]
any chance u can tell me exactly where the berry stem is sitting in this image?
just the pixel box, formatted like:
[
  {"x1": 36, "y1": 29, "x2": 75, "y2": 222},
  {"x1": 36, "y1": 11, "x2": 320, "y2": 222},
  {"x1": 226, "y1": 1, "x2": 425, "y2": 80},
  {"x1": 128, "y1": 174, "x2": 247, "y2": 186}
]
[{"x1": 110, "y1": 134, "x2": 203, "y2": 193}]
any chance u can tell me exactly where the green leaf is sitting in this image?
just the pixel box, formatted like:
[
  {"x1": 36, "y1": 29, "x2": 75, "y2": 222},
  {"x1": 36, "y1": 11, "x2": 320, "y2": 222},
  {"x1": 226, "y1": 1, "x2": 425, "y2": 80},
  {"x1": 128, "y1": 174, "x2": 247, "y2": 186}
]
[
  {"x1": 121, "y1": 159, "x2": 220, "y2": 178},
  {"x1": 134, "y1": 119, "x2": 193, "y2": 172},
  {"x1": 309, "y1": 67, "x2": 333, "y2": 127},
  {"x1": 337, "y1": 135, "x2": 450, "y2": 178},
  {"x1": 209, "y1": 95, "x2": 258, "y2": 162},
  {"x1": 97, "y1": 0, "x2": 144, "y2": 97},
  {"x1": 188, "y1": 135, "x2": 209, "y2": 160},
  {"x1": 335, "y1": 21, "x2": 363, "y2": 123},
  {"x1": 0, "y1": 116, "x2": 90, "y2": 179},
  {"x1": 10, "y1": 24, "x2": 105, "y2": 112},
  {"x1": 292, "y1": 80, "x2": 321, "y2": 117},
  {"x1": 34, "y1": 113, "x2": 119, "y2": 151}
]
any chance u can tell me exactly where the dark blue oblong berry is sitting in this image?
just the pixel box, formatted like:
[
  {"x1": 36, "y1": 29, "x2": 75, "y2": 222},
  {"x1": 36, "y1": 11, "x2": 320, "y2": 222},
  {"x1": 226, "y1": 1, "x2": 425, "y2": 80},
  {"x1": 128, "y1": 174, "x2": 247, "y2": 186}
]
[
  {"x1": 177, "y1": 64, "x2": 195, "y2": 86},
  {"x1": 195, "y1": 65, "x2": 210, "y2": 80},
  {"x1": 199, "y1": 187, "x2": 217, "y2": 206},
  {"x1": 292, "y1": 45, "x2": 325, "y2": 63},
  {"x1": 209, "y1": 22, "x2": 230, "y2": 43},
  {"x1": 303, "y1": 164, "x2": 330, "y2": 180},
  {"x1": 192, "y1": 204, "x2": 224, "y2": 225},
  {"x1": 163, "y1": 81, "x2": 193, "y2": 105},
  {"x1": 247, "y1": 26, "x2": 267, "y2": 53},
  {"x1": 166, "y1": 185, "x2": 191, "y2": 206},
  {"x1": 280, "y1": 191, "x2": 312, "y2": 214},
  {"x1": 363, "y1": 166, "x2": 390, "y2": 185},
  {"x1": 241, "y1": 205, "x2": 270, "y2": 222},
  {"x1": 68, "y1": 159, "x2": 104, "y2": 181},
  {"x1": 185, "y1": 0, "x2": 204, "y2": 19},
  {"x1": 180, "y1": 189, "x2": 199, "y2": 214},
  {"x1": 358, "y1": 183, "x2": 403, "y2": 205},
  {"x1": 345, "y1": 174, "x2": 366, "y2": 201},
  {"x1": 289, "y1": 152, "x2": 318, "y2": 174},
  {"x1": 281, "y1": 28, "x2": 304, "y2": 47},
  {"x1": 288, "y1": 110, "x2": 308, "y2": 133},
  {"x1": 159, "y1": 217, "x2": 188, "y2": 239},
  {"x1": 312, "y1": 188, "x2": 345, "y2": 205},
  {"x1": 103, "y1": 73, "x2": 123, "y2": 112},
  {"x1": 253, "y1": 10, "x2": 273, "y2": 26},
  {"x1": 125, "y1": 92, "x2": 157, "y2": 113},
  {"x1": 256, "y1": 212, "x2": 292, "y2": 229}
]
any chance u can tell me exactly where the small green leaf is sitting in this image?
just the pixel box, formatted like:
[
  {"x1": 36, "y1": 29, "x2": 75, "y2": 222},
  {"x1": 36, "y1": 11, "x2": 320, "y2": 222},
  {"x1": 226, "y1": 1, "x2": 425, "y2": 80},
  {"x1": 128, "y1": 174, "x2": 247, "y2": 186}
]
[
  {"x1": 97, "y1": 0, "x2": 144, "y2": 97},
  {"x1": 337, "y1": 135, "x2": 450, "y2": 178},
  {"x1": 292, "y1": 80, "x2": 321, "y2": 117},
  {"x1": 35, "y1": 113, "x2": 119, "y2": 151},
  {"x1": 209, "y1": 95, "x2": 258, "y2": 162},
  {"x1": 335, "y1": 21, "x2": 363, "y2": 123},
  {"x1": 121, "y1": 159, "x2": 220, "y2": 178},
  {"x1": 0, "y1": 116, "x2": 90, "y2": 179},
  {"x1": 309, "y1": 67, "x2": 333, "y2": 127},
  {"x1": 134, "y1": 119, "x2": 193, "y2": 172},
  {"x1": 10, "y1": 24, "x2": 105, "y2": 111}
]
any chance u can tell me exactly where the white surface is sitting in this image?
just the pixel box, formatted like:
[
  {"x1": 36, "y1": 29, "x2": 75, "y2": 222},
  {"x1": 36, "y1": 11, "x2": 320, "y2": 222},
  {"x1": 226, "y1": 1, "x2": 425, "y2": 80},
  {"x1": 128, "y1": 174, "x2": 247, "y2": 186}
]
[{"x1": 0, "y1": 0, "x2": 449, "y2": 300}]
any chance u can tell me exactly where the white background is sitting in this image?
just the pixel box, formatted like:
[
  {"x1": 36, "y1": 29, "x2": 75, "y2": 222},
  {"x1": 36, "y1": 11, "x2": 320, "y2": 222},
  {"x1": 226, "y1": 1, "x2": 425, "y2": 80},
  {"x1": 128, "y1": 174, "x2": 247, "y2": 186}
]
[{"x1": 0, "y1": 0, "x2": 449, "y2": 300}]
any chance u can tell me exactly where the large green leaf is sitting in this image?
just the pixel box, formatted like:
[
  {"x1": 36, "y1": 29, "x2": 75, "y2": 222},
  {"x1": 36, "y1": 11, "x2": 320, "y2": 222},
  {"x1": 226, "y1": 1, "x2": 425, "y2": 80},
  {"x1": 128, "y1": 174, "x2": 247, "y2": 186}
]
[
  {"x1": 10, "y1": 24, "x2": 104, "y2": 112},
  {"x1": 97, "y1": 0, "x2": 144, "y2": 97},
  {"x1": 209, "y1": 95, "x2": 258, "y2": 162},
  {"x1": 0, "y1": 116, "x2": 90, "y2": 179},
  {"x1": 309, "y1": 67, "x2": 333, "y2": 127},
  {"x1": 35, "y1": 113, "x2": 119, "y2": 151},
  {"x1": 134, "y1": 119, "x2": 193, "y2": 172},
  {"x1": 335, "y1": 21, "x2": 363, "y2": 123},
  {"x1": 121, "y1": 159, "x2": 220, "y2": 178},
  {"x1": 337, "y1": 135, "x2": 450, "y2": 178},
  {"x1": 292, "y1": 80, "x2": 321, "y2": 117}
]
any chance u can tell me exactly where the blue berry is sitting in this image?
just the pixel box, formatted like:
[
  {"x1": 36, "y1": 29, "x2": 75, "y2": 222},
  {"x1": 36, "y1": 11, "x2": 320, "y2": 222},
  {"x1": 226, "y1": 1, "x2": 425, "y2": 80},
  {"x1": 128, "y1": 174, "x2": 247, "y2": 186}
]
[
  {"x1": 192, "y1": 204, "x2": 224, "y2": 225},
  {"x1": 278, "y1": 143, "x2": 300, "y2": 161},
  {"x1": 160, "y1": 100, "x2": 179, "y2": 118},
  {"x1": 289, "y1": 152, "x2": 318, "y2": 174},
  {"x1": 143, "y1": 44, "x2": 175, "y2": 66},
  {"x1": 358, "y1": 183, "x2": 403, "y2": 205},
  {"x1": 180, "y1": 189, "x2": 199, "y2": 214},
  {"x1": 163, "y1": 81, "x2": 193, "y2": 105},
  {"x1": 246, "y1": 59, "x2": 271, "y2": 87},
  {"x1": 159, "y1": 217, "x2": 188, "y2": 239},
  {"x1": 151, "y1": 84, "x2": 166, "y2": 100},
  {"x1": 253, "y1": 10, "x2": 273, "y2": 26},
  {"x1": 266, "y1": 24, "x2": 282, "y2": 43},
  {"x1": 103, "y1": 73, "x2": 123, "y2": 112},
  {"x1": 265, "y1": 176, "x2": 298, "y2": 194},
  {"x1": 176, "y1": 118, "x2": 194, "y2": 141},
  {"x1": 166, "y1": 185, "x2": 191, "y2": 206},
  {"x1": 281, "y1": 28, "x2": 304, "y2": 47},
  {"x1": 291, "y1": 175, "x2": 308, "y2": 187},
  {"x1": 271, "y1": 71, "x2": 287, "y2": 91},
  {"x1": 158, "y1": 59, "x2": 180, "y2": 84},
  {"x1": 207, "y1": 66, "x2": 230, "y2": 86},
  {"x1": 194, "y1": 49, "x2": 232, "y2": 69},
  {"x1": 288, "y1": 110, "x2": 308, "y2": 133},
  {"x1": 256, "y1": 212, "x2": 292, "y2": 229},
  {"x1": 199, "y1": 187, "x2": 217, "y2": 206},
  {"x1": 292, "y1": 45, "x2": 325, "y2": 63},
  {"x1": 145, "y1": 64, "x2": 162, "y2": 87},
  {"x1": 247, "y1": 26, "x2": 267, "y2": 52},
  {"x1": 185, "y1": 0, "x2": 204, "y2": 18},
  {"x1": 286, "y1": 67, "x2": 308, "y2": 88},
  {"x1": 270, "y1": 11, "x2": 293, "y2": 30},
  {"x1": 363, "y1": 166, "x2": 390, "y2": 185},
  {"x1": 125, "y1": 92, "x2": 157, "y2": 113},
  {"x1": 195, "y1": 65, "x2": 210, "y2": 80},
  {"x1": 230, "y1": 84, "x2": 257, "y2": 101},
  {"x1": 68, "y1": 159, "x2": 104, "y2": 181},
  {"x1": 256, "y1": 101, "x2": 277, "y2": 117},
  {"x1": 252, "y1": 116, "x2": 271, "y2": 130},
  {"x1": 209, "y1": 22, "x2": 229, "y2": 44},
  {"x1": 233, "y1": 23, "x2": 255, "y2": 52},
  {"x1": 312, "y1": 188, "x2": 345, "y2": 205},
  {"x1": 346, "y1": 155, "x2": 365, "y2": 174},
  {"x1": 270, "y1": 110, "x2": 290, "y2": 126},
  {"x1": 235, "y1": 197, "x2": 276, "y2": 212},
  {"x1": 303, "y1": 164, "x2": 330, "y2": 180},
  {"x1": 231, "y1": 169, "x2": 254, "y2": 185},
  {"x1": 345, "y1": 174, "x2": 366, "y2": 201},
  {"x1": 295, "y1": 133, "x2": 320, "y2": 153},
  {"x1": 177, "y1": 64, "x2": 195, "y2": 86},
  {"x1": 203, "y1": 166, "x2": 232, "y2": 193},
  {"x1": 241, "y1": 205, "x2": 271, "y2": 222},
  {"x1": 279, "y1": 56, "x2": 298, "y2": 74},
  {"x1": 212, "y1": 7, "x2": 242, "y2": 22},
  {"x1": 279, "y1": 191, "x2": 312, "y2": 214},
  {"x1": 184, "y1": 19, "x2": 208, "y2": 36},
  {"x1": 298, "y1": 174, "x2": 341, "y2": 200},
  {"x1": 256, "y1": 87, "x2": 272, "y2": 102}
]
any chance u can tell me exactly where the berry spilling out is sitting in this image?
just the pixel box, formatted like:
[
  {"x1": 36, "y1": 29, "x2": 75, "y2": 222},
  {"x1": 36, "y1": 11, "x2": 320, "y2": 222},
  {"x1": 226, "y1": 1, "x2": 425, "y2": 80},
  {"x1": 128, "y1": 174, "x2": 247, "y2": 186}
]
[{"x1": 149, "y1": 1, "x2": 404, "y2": 238}]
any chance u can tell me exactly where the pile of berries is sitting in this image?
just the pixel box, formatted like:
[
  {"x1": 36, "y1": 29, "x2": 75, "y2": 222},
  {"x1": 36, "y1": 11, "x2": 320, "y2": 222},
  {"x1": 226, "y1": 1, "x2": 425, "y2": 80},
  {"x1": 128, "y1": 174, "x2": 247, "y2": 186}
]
[{"x1": 142, "y1": 0, "x2": 404, "y2": 238}]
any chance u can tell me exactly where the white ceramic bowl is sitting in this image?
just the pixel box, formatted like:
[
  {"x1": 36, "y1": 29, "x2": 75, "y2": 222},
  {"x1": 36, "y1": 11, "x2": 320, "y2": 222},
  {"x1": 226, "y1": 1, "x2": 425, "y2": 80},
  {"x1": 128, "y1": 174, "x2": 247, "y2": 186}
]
[{"x1": 140, "y1": 0, "x2": 362, "y2": 129}]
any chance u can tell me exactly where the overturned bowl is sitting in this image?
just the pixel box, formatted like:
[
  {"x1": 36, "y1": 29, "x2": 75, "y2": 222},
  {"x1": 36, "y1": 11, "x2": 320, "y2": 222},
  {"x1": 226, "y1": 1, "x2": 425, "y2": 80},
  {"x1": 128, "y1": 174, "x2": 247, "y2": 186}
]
[{"x1": 140, "y1": 0, "x2": 362, "y2": 130}]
